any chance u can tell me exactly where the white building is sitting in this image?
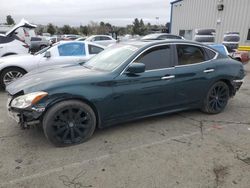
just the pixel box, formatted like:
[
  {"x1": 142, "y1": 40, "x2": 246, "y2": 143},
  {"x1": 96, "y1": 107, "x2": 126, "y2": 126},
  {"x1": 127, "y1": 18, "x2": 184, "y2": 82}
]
[{"x1": 170, "y1": 0, "x2": 250, "y2": 46}]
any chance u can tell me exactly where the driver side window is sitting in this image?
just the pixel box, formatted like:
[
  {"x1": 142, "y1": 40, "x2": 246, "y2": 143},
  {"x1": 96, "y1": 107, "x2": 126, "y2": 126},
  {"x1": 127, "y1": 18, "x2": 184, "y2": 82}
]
[{"x1": 134, "y1": 45, "x2": 174, "y2": 71}]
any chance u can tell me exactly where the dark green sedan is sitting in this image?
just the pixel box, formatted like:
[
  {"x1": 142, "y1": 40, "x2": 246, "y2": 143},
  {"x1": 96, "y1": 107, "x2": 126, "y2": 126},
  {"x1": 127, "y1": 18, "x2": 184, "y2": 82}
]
[{"x1": 6, "y1": 40, "x2": 245, "y2": 146}]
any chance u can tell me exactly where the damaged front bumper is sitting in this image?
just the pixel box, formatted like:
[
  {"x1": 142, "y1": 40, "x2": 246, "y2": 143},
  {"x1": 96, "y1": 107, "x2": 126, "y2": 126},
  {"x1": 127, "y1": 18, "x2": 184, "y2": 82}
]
[{"x1": 7, "y1": 96, "x2": 45, "y2": 129}]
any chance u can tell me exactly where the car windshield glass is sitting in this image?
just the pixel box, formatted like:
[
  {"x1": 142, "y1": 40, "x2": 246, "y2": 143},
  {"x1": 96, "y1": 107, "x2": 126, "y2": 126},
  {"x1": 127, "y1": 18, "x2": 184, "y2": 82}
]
[{"x1": 84, "y1": 44, "x2": 138, "y2": 71}]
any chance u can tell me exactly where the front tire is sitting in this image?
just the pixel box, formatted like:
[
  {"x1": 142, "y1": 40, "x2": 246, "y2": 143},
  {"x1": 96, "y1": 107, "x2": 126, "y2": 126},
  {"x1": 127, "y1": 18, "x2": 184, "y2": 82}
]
[
  {"x1": 202, "y1": 81, "x2": 229, "y2": 114},
  {"x1": 43, "y1": 100, "x2": 96, "y2": 147},
  {"x1": 0, "y1": 67, "x2": 26, "y2": 89}
]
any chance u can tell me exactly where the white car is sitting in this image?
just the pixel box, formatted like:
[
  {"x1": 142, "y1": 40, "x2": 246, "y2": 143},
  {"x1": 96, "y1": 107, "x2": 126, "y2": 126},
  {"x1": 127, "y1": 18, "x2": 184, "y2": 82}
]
[
  {"x1": 0, "y1": 19, "x2": 37, "y2": 57},
  {"x1": 85, "y1": 35, "x2": 117, "y2": 46},
  {"x1": 0, "y1": 41, "x2": 105, "y2": 88}
]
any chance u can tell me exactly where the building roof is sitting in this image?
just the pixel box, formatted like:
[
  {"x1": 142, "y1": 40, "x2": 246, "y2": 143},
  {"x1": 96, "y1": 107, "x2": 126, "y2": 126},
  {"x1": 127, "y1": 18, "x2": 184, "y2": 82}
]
[{"x1": 170, "y1": 0, "x2": 183, "y2": 5}]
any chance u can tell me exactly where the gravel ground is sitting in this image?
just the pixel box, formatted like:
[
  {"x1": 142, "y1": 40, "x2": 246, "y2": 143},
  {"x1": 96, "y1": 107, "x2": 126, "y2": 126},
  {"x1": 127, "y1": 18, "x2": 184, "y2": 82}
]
[{"x1": 0, "y1": 64, "x2": 250, "y2": 188}]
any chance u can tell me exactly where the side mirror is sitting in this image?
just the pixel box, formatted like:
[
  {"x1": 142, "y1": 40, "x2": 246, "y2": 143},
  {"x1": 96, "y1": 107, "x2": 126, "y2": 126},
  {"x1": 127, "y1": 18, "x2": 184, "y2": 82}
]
[
  {"x1": 44, "y1": 51, "x2": 51, "y2": 58},
  {"x1": 126, "y1": 63, "x2": 145, "y2": 74}
]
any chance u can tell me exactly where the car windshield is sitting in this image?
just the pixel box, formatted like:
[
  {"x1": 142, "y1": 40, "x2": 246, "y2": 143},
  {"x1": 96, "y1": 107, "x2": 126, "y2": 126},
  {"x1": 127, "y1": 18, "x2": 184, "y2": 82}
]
[{"x1": 84, "y1": 44, "x2": 138, "y2": 72}]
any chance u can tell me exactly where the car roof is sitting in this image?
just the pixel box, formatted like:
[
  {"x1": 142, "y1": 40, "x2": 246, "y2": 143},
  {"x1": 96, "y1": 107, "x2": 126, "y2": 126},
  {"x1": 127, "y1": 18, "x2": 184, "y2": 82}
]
[
  {"x1": 120, "y1": 39, "x2": 214, "y2": 50},
  {"x1": 55, "y1": 40, "x2": 106, "y2": 49},
  {"x1": 142, "y1": 33, "x2": 181, "y2": 38}
]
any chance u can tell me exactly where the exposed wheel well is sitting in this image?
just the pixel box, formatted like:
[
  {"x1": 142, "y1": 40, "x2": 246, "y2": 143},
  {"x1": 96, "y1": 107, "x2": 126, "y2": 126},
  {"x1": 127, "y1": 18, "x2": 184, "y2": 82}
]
[
  {"x1": 42, "y1": 97, "x2": 101, "y2": 128},
  {"x1": 235, "y1": 57, "x2": 241, "y2": 62},
  {"x1": 218, "y1": 79, "x2": 234, "y2": 97}
]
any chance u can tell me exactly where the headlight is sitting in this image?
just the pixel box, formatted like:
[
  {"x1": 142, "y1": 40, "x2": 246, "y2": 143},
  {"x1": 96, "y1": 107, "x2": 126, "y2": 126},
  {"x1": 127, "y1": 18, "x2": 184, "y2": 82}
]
[{"x1": 11, "y1": 91, "x2": 48, "y2": 109}]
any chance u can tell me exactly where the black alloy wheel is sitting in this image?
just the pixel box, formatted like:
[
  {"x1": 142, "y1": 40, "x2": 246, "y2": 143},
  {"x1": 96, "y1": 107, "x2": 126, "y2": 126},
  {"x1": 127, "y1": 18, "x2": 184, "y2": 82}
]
[
  {"x1": 202, "y1": 81, "x2": 229, "y2": 114},
  {"x1": 43, "y1": 100, "x2": 96, "y2": 146}
]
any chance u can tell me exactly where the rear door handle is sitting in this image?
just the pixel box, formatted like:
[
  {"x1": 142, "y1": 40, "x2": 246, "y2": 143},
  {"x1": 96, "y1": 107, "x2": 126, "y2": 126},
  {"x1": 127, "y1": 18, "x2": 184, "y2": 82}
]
[
  {"x1": 203, "y1": 69, "x2": 215, "y2": 73},
  {"x1": 161, "y1": 75, "x2": 175, "y2": 80}
]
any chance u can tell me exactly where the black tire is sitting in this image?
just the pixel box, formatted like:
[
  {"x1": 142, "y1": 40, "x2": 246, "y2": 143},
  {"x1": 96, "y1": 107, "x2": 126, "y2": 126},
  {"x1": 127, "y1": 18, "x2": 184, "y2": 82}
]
[
  {"x1": 194, "y1": 35, "x2": 215, "y2": 43},
  {"x1": 43, "y1": 100, "x2": 96, "y2": 147},
  {"x1": 195, "y1": 29, "x2": 216, "y2": 35},
  {"x1": 0, "y1": 67, "x2": 26, "y2": 89},
  {"x1": 202, "y1": 81, "x2": 229, "y2": 114}
]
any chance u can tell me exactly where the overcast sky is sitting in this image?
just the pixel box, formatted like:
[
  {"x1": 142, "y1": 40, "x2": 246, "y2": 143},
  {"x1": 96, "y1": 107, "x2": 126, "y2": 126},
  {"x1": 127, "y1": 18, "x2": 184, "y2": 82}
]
[{"x1": 0, "y1": 0, "x2": 172, "y2": 26}]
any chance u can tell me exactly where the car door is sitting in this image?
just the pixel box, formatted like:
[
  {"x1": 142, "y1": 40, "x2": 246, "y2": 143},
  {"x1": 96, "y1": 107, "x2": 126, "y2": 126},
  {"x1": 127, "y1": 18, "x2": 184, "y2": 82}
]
[
  {"x1": 39, "y1": 42, "x2": 87, "y2": 67},
  {"x1": 108, "y1": 44, "x2": 177, "y2": 121},
  {"x1": 174, "y1": 44, "x2": 218, "y2": 106}
]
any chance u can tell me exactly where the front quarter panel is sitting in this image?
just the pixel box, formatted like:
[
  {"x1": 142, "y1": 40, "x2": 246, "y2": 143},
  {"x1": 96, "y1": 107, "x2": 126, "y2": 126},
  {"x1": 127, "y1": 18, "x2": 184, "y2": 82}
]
[{"x1": 37, "y1": 76, "x2": 115, "y2": 127}]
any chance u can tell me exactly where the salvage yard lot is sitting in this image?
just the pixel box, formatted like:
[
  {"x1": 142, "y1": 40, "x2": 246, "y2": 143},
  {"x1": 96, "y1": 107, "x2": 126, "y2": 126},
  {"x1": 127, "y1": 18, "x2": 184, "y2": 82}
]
[{"x1": 0, "y1": 65, "x2": 250, "y2": 188}]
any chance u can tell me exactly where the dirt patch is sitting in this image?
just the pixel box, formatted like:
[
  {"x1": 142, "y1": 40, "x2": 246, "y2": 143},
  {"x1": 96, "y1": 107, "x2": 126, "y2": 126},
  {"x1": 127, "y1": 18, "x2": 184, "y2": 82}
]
[{"x1": 213, "y1": 165, "x2": 229, "y2": 187}]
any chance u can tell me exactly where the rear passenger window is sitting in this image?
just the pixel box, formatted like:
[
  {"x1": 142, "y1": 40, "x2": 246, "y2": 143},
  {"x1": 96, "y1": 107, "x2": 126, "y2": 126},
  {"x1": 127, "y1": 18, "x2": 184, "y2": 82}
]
[
  {"x1": 177, "y1": 45, "x2": 205, "y2": 65},
  {"x1": 135, "y1": 45, "x2": 174, "y2": 70},
  {"x1": 204, "y1": 48, "x2": 217, "y2": 59},
  {"x1": 88, "y1": 45, "x2": 103, "y2": 54}
]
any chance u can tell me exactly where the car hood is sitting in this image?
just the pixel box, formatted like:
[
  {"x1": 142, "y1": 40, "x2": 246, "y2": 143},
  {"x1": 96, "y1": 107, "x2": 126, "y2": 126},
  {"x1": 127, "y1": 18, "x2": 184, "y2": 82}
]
[{"x1": 6, "y1": 64, "x2": 104, "y2": 95}]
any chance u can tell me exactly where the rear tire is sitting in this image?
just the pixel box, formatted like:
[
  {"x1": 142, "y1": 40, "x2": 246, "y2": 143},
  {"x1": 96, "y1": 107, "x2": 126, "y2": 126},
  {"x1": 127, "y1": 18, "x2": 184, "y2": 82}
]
[
  {"x1": 43, "y1": 100, "x2": 96, "y2": 147},
  {"x1": 202, "y1": 81, "x2": 229, "y2": 114},
  {"x1": 0, "y1": 67, "x2": 26, "y2": 89}
]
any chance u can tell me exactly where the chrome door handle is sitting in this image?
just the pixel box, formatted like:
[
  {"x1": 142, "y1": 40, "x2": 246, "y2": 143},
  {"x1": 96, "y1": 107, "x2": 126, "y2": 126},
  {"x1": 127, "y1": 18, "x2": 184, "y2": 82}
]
[
  {"x1": 203, "y1": 69, "x2": 215, "y2": 73},
  {"x1": 161, "y1": 75, "x2": 175, "y2": 80}
]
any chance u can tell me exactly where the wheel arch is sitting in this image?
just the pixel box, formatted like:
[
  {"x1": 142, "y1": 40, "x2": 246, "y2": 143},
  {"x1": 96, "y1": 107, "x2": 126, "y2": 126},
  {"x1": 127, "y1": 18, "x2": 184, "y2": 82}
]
[
  {"x1": 0, "y1": 66, "x2": 28, "y2": 77},
  {"x1": 41, "y1": 95, "x2": 101, "y2": 128},
  {"x1": 214, "y1": 79, "x2": 234, "y2": 97},
  {"x1": 2, "y1": 53, "x2": 18, "y2": 57}
]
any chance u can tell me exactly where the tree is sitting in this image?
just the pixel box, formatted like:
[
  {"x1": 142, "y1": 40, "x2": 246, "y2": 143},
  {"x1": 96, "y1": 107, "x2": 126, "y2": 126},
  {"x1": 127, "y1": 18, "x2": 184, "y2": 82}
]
[
  {"x1": 6, "y1": 15, "x2": 15, "y2": 25},
  {"x1": 80, "y1": 25, "x2": 88, "y2": 36},
  {"x1": 132, "y1": 18, "x2": 140, "y2": 35},
  {"x1": 70, "y1": 27, "x2": 79, "y2": 35},
  {"x1": 47, "y1": 23, "x2": 56, "y2": 35},
  {"x1": 132, "y1": 18, "x2": 148, "y2": 35},
  {"x1": 61, "y1": 25, "x2": 71, "y2": 34}
]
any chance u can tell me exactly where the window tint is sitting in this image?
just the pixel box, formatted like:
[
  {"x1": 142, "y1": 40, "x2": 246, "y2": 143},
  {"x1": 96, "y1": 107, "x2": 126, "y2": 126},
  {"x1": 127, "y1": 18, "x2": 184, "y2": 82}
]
[
  {"x1": 177, "y1": 45, "x2": 205, "y2": 65},
  {"x1": 101, "y1": 36, "x2": 111, "y2": 40},
  {"x1": 93, "y1": 37, "x2": 102, "y2": 41},
  {"x1": 88, "y1": 45, "x2": 104, "y2": 54},
  {"x1": 204, "y1": 48, "x2": 217, "y2": 59},
  {"x1": 58, "y1": 43, "x2": 85, "y2": 56},
  {"x1": 159, "y1": 35, "x2": 181, "y2": 40},
  {"x1": 135, "y1": 45, "x2": 174, "y2": 70}
]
